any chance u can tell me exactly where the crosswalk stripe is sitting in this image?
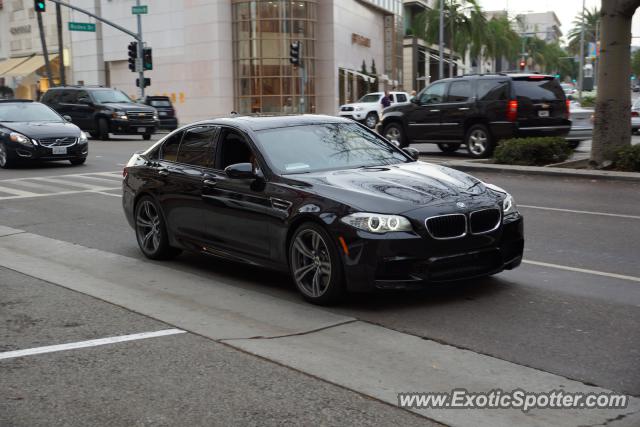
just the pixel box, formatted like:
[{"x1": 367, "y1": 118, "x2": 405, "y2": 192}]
[
  {"x1": 74, "y1": 175, "x2": 122, "y2": 184},
  {"x1": 2, "y1": 179, "x2": 70, "y2": 193},
  {"x1": 0, "y1": 171, "x2": 122, "y2": 200},
  {"x1": 0, "y1": 188, "x2": 120, "y2": 201},
  {"x1": 0, "y1": 185, "x2": 39, "y2": 197},
  {"x1": 36, "y1": 177, "x2": 114, "y2": 190}
]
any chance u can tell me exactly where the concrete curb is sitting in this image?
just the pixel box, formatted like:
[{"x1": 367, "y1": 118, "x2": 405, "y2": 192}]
[{"x1": 427, "y1": 159, "x2": 640, "y2": 182}]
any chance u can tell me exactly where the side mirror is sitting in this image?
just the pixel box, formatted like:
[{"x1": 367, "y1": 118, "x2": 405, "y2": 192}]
[
  {"x1": 403, "y1": 147, "x2": 420, "y2": 161},
  {"x1": 410, "y1": 97, "x2": 420, "y2": 105},
  {"x1": 63, "y1": 115, "x2": 72, "y2": 122},
  {"x1": 225, "y1": 162, "x2": 256, "y2": 179}
]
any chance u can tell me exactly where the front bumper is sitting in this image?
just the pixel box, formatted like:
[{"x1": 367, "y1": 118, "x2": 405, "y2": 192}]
[
  {"x1": 157, "y1": 117, "x2": 178, "y2": 130},
  {"x1": 335, "y1": 215, "x2": 524, "y2": 292},
  {"x1": 110, "y1": 119, "x2": 158, "y2": 135},
  {"x1": 6, "y1": 140, "x2": 88, "y2": 162},
  {"x1": 339, "y1": 111, "x2": 367, "y2": 121}
]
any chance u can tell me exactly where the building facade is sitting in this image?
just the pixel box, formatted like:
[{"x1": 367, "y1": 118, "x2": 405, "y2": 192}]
[
  {"x1": 60, "y1": 0, "x2": 403, "y2": 124},
  {"x1": 515, "y1": 12, "x2": 562, "y2": 43}
]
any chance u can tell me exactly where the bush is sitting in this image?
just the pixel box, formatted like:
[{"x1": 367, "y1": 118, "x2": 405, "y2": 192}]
[
  {"x1": 493, "y1": 137, "x2": 572, "y2": 166},
  {"x1": 580, "y1": 95, "x2": 596, "y2": 107},
  {"x1": 615, "y1": 145, "x2": 640, "y2": 172}
]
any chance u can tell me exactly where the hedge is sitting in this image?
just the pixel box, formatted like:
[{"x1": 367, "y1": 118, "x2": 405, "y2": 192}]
[
  {"x1": 493, "y1": 137, "x2": 572, "y2": 166},
  {"x1": 615, "y1": 144, "x2": 640, "y2": 172}
]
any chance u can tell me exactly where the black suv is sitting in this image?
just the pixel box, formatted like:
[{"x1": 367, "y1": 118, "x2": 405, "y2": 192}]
[
  {"x1": 379, "y1": 74, "x2": 571, "y2": 158},
  {"x1": 41, "y1": 86, "x2": 159, "y2": 140},
  {"x1": 142, "y1": 96, "x2": 178, "y2": 130}
]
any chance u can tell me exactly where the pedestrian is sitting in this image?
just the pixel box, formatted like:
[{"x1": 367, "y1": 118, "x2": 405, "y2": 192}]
[{"x1": 381, "y1": 90, "x2": 391, "y2": 108}]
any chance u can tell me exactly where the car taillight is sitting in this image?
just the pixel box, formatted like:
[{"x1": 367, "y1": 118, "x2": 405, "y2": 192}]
[
  {"x1": 507, "y1": 100, "x2": 518, "y2": 122},
  {"x1": 565, "y1": 100, "x2": 571, "y2": 119},
  {"x1": 632, "y1": 111, "x2": 639, "y2": 117},
  {"x1": 123, "y1": 167, "x2": 128, "y2": 178}
]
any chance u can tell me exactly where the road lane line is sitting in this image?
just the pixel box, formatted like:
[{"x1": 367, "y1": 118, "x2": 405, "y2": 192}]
[
  {"x1": 519, "y1": 205, "x2": 640, "y2": 220},
  {"x1": 523, "y1": 260, "x2": 640, "y2": 283},
  {"x1": 0, "y1": 188, "x2": 120, "y2": 200},
  {"x1": 0, "y1": 329, "x2": 186, "y2": 360},
  {"x1": 0, "y1": 185, "x2": 39, "y2": 197},
  {"x1": 95, "y1": 191, "x2": 122, "y2": 198},
  {"x1": 37, "y1": 177, "x2": 109, "y2": 190},
  {"x1": 0, "y1": 170, "x2": 120, "y2": 183}
]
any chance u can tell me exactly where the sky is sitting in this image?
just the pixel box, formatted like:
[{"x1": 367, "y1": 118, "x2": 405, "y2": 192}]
[{"x1": 478, "y1": 0, "x2": 640, "y2": 44}]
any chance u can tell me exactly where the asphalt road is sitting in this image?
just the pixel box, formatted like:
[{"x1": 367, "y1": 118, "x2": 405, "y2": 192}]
[{"x1": 1, "y1": 134, "x2": 639, "y2": 425}]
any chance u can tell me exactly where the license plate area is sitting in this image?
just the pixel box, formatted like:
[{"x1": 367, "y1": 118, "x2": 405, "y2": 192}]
[
  {"x1": 137, "y1": 127, "x2": 147, "y2": 133},
  {"x1": 538, "y1": 110, "x2": 550, "y2": 117},
  {"x1": 52, "y1": 146, "x2": 67, "y2": 155}
]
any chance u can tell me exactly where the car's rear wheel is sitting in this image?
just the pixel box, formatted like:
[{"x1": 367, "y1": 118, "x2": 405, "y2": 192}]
[
  {"x1": 364, "y1": 112, "x2": 378, "y2": 129},
  {"x1": 437, "y1": 143, "x2": 460, "y2": 153},
  {"x1": 135, "y1": 196, "x2": 182, "y2": 260},
  {"x1": 97, "y1": 118, "x2": 110, "y2": 140},
  {"x1": 383, "y1": 122, "x2": 406, "y2": 148},
  {"x1": 289, "y1": 223, "x2": 344, "y2": 305},
  {"x1": 465, "y1": 124, "x2": 493, "y2": 158},
  {"x1": 0, "y1": 143, "x2": 14, "y2": 169},
  {"x1": 143, "y1": 133, "x2": 152, "y2": 141}
]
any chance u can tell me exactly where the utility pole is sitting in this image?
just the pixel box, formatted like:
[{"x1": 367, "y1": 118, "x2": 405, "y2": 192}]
[
  {"x1": 578, "y1": 0, "x2": 586, "y2": 103},
  {"x1": 36, "y1": 7, "x2": 55, "y2": 90},
  {"x1": 438, "y1": 0, "x2": 444, "y2": 80},
  {"x1": 55, "y1": 2, "x2": 66, "y2": 86},
  {"x1": 135, "y1": 0, "x2": 145, "y2": 99}
]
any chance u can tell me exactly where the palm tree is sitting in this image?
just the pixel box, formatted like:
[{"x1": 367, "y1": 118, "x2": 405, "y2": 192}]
[
  {"x1": 484, "y1": 15, "x2": 521, "y2": 70},
  {"x1": 413, "y1": 0, "x2": 487, "y2": 78},
  {"x1": 567, "y1": 7, "x2": 600, "y2": 56}
]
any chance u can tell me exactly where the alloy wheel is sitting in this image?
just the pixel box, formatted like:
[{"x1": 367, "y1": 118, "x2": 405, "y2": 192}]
[
  {"x1": 291, "y1": 229, "x2": 332, "y2": 298},
  {"x1": 365, "y1": 114, "x2": 378, "y2": 128},
  {"x1": 136, "y1": 200, "x2": 162, "y2": 254},
  {"x1": 384, "y1": 126, "x2": 401, "y2": 144},
  {"x1": 0, "y1": 144, "x2": 6, "y2": 168},
  {"x1": 468, "y1": 129, "x2": 488, "y2": 156}
]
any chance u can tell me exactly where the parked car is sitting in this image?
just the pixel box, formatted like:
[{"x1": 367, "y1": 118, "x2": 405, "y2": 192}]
[
  {"x1": 142, "y1": 96, "x2": 178, "y2": 131},
  {"x1": 0, "y1": 99, "x2": 88, "y2": 168},
  {"x1": 378, "y1": 74, "x2": 571, "y2": 158},
  {"x1": 339, "y1": 91, "x2": 410, "y2": 129},
  {"x1": 561, "y1": 82, "x2": 576, "y2": 97},
  {"x1": 41, "y1": 86, "x2": 159, "y2": 140},
  {"x1": 122, "y1": 115, "x2": 524, "y2": 305},
  {"x1": 632, "y1": 98, "x2": 640, "y2": 133},
  {"x1": 566, "y1": 102, "x2": 594, "y2": 149}
]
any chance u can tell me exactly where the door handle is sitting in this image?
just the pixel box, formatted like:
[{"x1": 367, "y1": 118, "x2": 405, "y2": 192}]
[
  {"x1": 203, "y1": 179, "x2": 217, "y2": 187},
  {"x1": 157, "y1": 168, "x2": 170, "y2": 176},
  {"x1": 458, "y1": 107, "x2": 470, "y2": 111},
  {"x1": 429, "y1": 109, "x2": 440, "y2": 112}
]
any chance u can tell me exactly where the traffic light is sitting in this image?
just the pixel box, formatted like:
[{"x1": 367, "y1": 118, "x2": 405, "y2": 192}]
[
  {"x1": 289, "y1": 41, "x2": 301, "y2": 66},
  {"x1": 34, "y1": 0, "x2": 45, "y2": 12},
  {"x1": 519, "y1": 59, "x2": 526, "y2": 71},
  {"x1": 128, "y1": 42, "x2": 138, "y2": 72},
  {"x1": 136, "y1": 78, "x2": 151, "y2": 88},
  {"x1": 142, "y1": 47, "x2": 153, "y2": 71}
]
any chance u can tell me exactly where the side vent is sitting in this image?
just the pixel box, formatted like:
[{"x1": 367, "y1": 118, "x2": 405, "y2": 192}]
[{"x1": 271, "y1": 198, "x2": 292, "y2": 212}]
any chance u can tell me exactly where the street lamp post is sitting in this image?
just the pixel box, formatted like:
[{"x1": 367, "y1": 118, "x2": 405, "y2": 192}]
[
  {"x1": 439, "y1": 0, "x2": 444, "y2": 80},
  {"x1": 578, "y1": 0, "x2": 586, "y2": 102}
]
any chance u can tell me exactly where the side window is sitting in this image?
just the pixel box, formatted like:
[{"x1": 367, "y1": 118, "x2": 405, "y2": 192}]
[
  {"x1": 59, "y1": 90, "x2": 78, "y2": 104},
  {"x1": 477, "y1": 80, "x2": 509, "y2": 101},
  {"x1": 77, "y1": 91, "x2": 91, "y2": 104},
  {"x1": 176, "y1": 126, "x2": 217, "y2": 168},
  {"x1": 419, "y1": 83, "x2": 446, "y2": 104},
  {"x1": 447, "y1": 81, "x2": 472, "y2": 102},
  {"x1": 160, "y1": 131, "x2": 184, "y2": 162},
  {"x1": 217, "y1": 128, "x2": 254, "y2": 170},
  {"x1": 396, "y1": 94, "x2": 407, "y2": 103},
  {"x1": 41, "y1": 90, "x2": 58, "y2": 104}
]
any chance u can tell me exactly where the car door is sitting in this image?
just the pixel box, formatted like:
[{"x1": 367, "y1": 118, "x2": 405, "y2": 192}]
[
  {"x1": 154, "y1": 126, "x2": 218, "y2": 247},
  {"x1": 406, "y1": 81, "x2": 447, "y2": 142},
  {"x1": 201, "y1": 126, "x2": 273, "y2": 261},
  {"x1": 73, "y1": 90, "x2": 95, "y2": 131},
  {"x1": 56, "y1": 89, "x2": 77, "y2": 122},
  {"x1": 439, "y1": 80, "x2": 474, "y2": 141}
]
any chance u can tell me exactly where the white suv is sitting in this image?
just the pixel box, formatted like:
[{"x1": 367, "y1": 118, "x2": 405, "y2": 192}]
[{"x1": 339, "y1": 91, "x2": 410, "y2": 128}]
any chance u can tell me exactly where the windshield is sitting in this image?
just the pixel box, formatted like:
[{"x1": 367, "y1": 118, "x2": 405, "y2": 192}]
[
  {"x1": 254, "y1": 123, "x2": 411, "y2": 175},
  {"x1": 357, "y1": 94, "x2": 382, "y2": 103},
  {"x1": 93, "y1": 90, "x2": 133, "y2": 104},
  {"x1": 0, "y1": 102, "x2": 63, "y2": 122},
  {"x1": 150, "y1": 100, "x2": 171, "y2": 107}
]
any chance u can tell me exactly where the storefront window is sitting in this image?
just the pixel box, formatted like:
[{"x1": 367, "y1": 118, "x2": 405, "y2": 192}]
[{"x1": 233, "y1": 0, "x2": 317, "y2": 114}]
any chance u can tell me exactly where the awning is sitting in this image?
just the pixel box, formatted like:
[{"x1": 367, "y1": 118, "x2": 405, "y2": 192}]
[
  {"x1": 4, "y1": 54, "x2": 57, "y2": 78},
  {"x1": 0, "y1": 57, "x2": 32, "y2": 77},
  {"x1": 340, "y1": 67, "x2": 376, "y2": 84}
]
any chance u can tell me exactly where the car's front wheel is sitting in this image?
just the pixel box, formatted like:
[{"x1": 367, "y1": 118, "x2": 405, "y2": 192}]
[
  {"x1": 97, "y1": 118, "x2": 110, "y2": 140},
  {"x1": 143, "y1": 133, "x2": 152, "y2": 141},
  {"x1": 364, "y1": 112, "x2": 378, "y2": 129},
  {"x1": 437, "y1": 143, "x2": 460, "y2": 153},
  {"x1": 135, "y1": 196, "x2": 182, "y2": 260},
  {"x1": 383, "y1": 122, "x2": 407, "y2": 147},
  {"x1": 0, "y1": 143, "x2": 15, "y2": 169},
  {"x1": 289, "y1": 223, "x2": 344, "y2": 305},
  {"x1": 465, "y1": 124, "x2": 493, "y2": 158}
]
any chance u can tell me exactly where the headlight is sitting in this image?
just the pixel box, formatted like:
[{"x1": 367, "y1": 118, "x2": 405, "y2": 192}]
[
  {"x1": 354, "y1": 106, "x2": 363, "y2": 111},
  {"x1": 9, "y1": 132, "x2": 32, "y2": 146},
  {"x1": 485, "y1": 183, "x2": 517, "y2": 215},
  {"x1": 341, "y1": 212, "x2": 413, "y2": 234},
  {"x1": 153, "y1": 113, "x2": 159, "y2": 121},
  {"x1": 112, "y1": 111, "x2": 128, "y2": 120},
  {"x1": 79, "y1": 131, "x2": 88, "y2": 144}
]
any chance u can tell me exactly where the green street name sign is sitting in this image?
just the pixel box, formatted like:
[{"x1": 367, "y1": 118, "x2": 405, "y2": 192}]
[
  {"x1": 68, "y1": 22, "x2": 96, "y2": 32},
  {"x1": 132, "y1": 5, "x2": 148, "y2": 14}
]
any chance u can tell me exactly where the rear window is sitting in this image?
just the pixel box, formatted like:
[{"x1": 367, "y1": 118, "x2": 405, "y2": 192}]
[
  {"x1": 150, "y1": 100, "x2": 171, "y2": 107},
  {"x1": 513, "y1": 78, "x2": 564, "y2": 101}
]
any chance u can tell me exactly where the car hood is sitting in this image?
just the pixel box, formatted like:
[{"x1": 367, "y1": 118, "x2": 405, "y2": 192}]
[
  {"x1": 2, "y1": 121, "x2": 81, "y2": 139},
  {"x1": 340, "y1": 102, "x2": 377, "y2": 109},
  {"x1": 288, "y1": 161, "x2": 500, "y2": 214},
  {"x1": 101, "y1": 102, "x2": 155, "y2": 112}
]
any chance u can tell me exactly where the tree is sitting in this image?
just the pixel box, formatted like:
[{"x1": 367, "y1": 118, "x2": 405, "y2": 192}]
[
  {"x1": 567, "y1": 8, "x2": 600, "y2": 56},
  {"x1": 484, "y1": 15, "x2": 520, "y2": 69},
  {"x1": 632, "y1": 49, "x2": 640, "y2": 76},
  {"x1": 591, "y1": 0, "x2": 640, "y2": 167}
]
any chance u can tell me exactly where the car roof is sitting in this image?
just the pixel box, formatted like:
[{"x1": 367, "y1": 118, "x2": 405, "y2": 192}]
[
  {"x1": 0, "y1": 99, "x2": 34, "y2": 103},
  {"x1": 146, "y1": 95, "x2": 170, "y2": 100},
  {"x1": 191, "y1": 114, "x2": 353, "y2": 132}
]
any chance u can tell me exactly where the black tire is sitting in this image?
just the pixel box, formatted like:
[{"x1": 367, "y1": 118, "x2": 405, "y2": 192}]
[
  {"x1": 69, "y1": 157, "x2": 86, "y2": 166},
  {"x1": 97, "y1": 118, "x2": 110, "y2": 140},
  {"x1": 0, "y1": 142, "x2": 15, "y2": 169},
  {"x1": 134, "y1": 196, "x2": 182, "y2": 260},
  {"x1": 289, "y1": 222, "x2": 344, "y2": 305},
  {"x1": 465, "y1": 124, "x2": 493, "y2": 158},
  {"x1": 437, "y1": 143, "x2": 460, "y2": 153},
  {"x1": 383, "y1": 122, "x2": 407, "y2": 148},
  {"x1": 364, "y1": 112, "x2": 379, "y2": 129},
  {"x1": 89, "y1": 132, "x2": 99, "y2": 139},
  {"x1": 143, "y1": 133, "x2": 152, "y2": 141},
  {"x1": 568, "y1": 140, "x2": 581, "y2": 150}
]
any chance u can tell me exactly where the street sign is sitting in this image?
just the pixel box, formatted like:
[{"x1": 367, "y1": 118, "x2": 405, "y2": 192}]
[
  {"x1": 132, "y1": 5, "x2": 148, "y2": 14},
  {"x1": 68, "y1": 22, "x2": 96, "y2": 32}
]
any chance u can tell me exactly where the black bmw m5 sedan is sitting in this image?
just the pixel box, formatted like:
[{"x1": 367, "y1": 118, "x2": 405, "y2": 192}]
[{"x1": 122, "y1": 115, "x2": 523, "y2": 304}]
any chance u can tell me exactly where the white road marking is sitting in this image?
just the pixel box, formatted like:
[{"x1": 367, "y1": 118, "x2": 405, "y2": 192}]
[
  {"x1": 0, "y1": 170, "x2": 120, "y2": 183},
  {"x1": 73, "y1": 174, "x2": 122, "y2": 184},
  {"x1": 41, "y1": 177, "x2": 111, "y2": 190},
  {"x1": 519, "y1": 205, "x2": 640, "y2": 220},
  {"x1": 0, "y1": 185, "x2": 38, "y2": 197},
  {"x1": 95, "y1": 191, "x2": 122, "y2": 198},
  {"x1": 524, "y1": 260, "x2": 640, "y2": 283},
  {"x1": 3, "y1": 179, "x2": 73, "y2": 193},
  {"x1": 0, "y1": 329, "x2": 186, "y2": 360},
  {"x1": 0, "y1": 188, "x2": 120, "y2": 200}
]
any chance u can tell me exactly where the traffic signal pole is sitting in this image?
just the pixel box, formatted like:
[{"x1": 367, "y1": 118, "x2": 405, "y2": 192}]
[
  {"x1": 135, "y1": 0, "x2": 145, "y2": 99},
  {"x1": 35, "y1": 2, "x2": 55, "y2": 89}
]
